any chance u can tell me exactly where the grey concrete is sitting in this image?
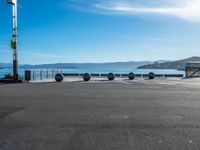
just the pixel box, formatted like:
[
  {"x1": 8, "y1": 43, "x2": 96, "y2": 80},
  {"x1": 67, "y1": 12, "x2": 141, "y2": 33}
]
[{"x1": 0, "y1": 79, "x2": 200, "y2": 150}]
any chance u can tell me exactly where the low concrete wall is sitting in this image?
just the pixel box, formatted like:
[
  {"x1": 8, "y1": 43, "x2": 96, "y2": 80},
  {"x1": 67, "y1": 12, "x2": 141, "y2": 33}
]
[{"x1": 62, "y1": 73, "x2": 184, "y2": 78}]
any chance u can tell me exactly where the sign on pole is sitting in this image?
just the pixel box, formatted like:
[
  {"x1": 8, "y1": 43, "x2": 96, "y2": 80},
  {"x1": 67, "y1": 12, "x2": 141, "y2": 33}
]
[
  {"x1": 10, "y1": 40, "x2": 16, "y2": 49},
  {"x1": 7, "y1": 0, "x2": 16, "y2": 5}
]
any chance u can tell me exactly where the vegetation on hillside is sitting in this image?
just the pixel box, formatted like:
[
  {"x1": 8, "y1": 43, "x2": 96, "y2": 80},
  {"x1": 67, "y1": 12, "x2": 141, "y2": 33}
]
[{"x1": 137, "y1": 56, "x2": 200, "y2": 70}]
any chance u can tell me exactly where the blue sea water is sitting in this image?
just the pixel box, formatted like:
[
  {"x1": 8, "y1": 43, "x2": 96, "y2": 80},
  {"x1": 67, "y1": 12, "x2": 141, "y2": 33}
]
[{"x1": 0, "y1": 67, "x2": 185, "y2": 78}]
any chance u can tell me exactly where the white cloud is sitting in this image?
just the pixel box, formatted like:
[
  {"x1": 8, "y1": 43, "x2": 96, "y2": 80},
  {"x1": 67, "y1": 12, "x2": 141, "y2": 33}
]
[{"x1": 66, "y1": 0, "x2": 200, "y2": 22}]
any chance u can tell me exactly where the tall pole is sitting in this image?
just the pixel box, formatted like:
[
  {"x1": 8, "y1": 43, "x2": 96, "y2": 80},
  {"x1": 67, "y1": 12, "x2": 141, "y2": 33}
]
[{"x1": 11, "y1": 0, "x2": 18, "y2": 81}]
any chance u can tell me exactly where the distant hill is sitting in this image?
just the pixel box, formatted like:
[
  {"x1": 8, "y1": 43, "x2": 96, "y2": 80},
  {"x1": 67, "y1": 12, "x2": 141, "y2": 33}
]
[
  {"x1": 20, "y1": 61, "x2": 153, "y2": 69},
  {"x1": 2, "y1": 58, "x2": 199, "y2": 70},
  {"x1": 137, "y1": 56, "x2": 200, "y2": 70},
  {"x1": 0, "y1": 61, "x2": 153, "y2": 69},
  {"x1": 0, "y1": 63, "x2": 12, "y2": 69}
]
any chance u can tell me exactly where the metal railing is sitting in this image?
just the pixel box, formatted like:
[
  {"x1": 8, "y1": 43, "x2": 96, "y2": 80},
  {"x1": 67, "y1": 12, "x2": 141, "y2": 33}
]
[
  {"x1": 29, "y1": 69, "x2": 62, "y2": 81},
  {"x1": 25, "y1": 70, "x2": 184, "y2": 82}
]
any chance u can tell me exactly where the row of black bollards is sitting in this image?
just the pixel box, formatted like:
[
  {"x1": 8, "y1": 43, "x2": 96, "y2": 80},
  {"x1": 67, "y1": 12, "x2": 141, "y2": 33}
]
[{"x1": 55, "y1": 72, "x2": 155, "y2": 82}]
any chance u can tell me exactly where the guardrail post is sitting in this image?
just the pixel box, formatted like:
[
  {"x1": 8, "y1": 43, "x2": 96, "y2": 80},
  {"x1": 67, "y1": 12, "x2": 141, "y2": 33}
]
[
  {"x1": 46, "y1": 70, "x2": 48, "y2": 79},
  {"x1": 40, "y1": 70, "x2": 42, "y2": 80},
  {"x1": 25, "y1": 70, "x2": 31, "y2": 82},
  {"x1": 33, "y1": 70, "x2": 35, "y2": 81}
]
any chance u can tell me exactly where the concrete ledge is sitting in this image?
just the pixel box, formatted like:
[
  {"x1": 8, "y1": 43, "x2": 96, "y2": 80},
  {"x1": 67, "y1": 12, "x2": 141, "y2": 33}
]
[{"x1": 61, "y1": 73, "x2": 184, "y2": 78}]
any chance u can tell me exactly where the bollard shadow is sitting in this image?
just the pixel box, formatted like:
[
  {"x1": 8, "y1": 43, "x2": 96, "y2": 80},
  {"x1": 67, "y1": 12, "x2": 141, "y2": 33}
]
[
  {"x1": 28, "y1": 81, "x2": 57, "y2": 85},
  {"x1": 72, "y1": 79, "x2": 115, "y2": 83},
  {"x1": 122, "y1": 79, "x2": 134, "y2": 81}
]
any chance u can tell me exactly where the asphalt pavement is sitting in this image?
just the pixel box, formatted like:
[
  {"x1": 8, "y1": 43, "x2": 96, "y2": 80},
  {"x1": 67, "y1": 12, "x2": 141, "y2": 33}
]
[{"x1": 0, "y1": 78, "x2": 200, "y2": 150}]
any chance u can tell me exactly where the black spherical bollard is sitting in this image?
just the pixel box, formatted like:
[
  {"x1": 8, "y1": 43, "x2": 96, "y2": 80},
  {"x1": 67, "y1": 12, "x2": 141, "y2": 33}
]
[
  {"x1": 149, "y1": 72, "x2": 155, "y2": 79},
  {"x1": 55, "y1": 73, "x2": 64, "y2": 82},
  {"x1": 128, "y1": 72, "x2": 135, "y2": 80},
  {"x1": 108, "y1": 73, "x2": 115, "y2": 81},
  {"x1": 83, "y1": 73, "x2": 91, "y2": 81}
]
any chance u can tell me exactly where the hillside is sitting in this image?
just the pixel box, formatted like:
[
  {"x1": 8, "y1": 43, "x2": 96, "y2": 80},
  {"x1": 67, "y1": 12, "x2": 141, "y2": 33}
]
[
  {"x1": 0, "y1": 63, "x2": 12, "y2": 69},
  {"x1": 0, "y1": 61, "x2": 153, "y2": 69},
  {"x1": 137, "y1": 56, "x2": 200, "y2": 70},
  {"x1": 21, "y1": 61, "x2": 153, "y2": 69}
]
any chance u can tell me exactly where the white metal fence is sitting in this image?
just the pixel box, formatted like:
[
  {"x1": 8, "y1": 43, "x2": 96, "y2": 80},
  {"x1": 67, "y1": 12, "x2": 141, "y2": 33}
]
[{"x1": 30, "y1": 69, "x2": 62, "y2": 81}]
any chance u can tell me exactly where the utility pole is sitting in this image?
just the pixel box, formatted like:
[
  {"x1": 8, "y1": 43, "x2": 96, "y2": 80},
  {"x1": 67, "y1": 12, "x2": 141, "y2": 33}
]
[{"x1": 8, "y1": 0, "x2": 18, "y2": 82}]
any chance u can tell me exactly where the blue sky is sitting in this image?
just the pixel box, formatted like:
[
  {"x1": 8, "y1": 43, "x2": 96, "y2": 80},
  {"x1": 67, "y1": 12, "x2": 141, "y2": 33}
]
[{"x1": 1, "y1": 0, "x2": 200, "y2": 64}]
